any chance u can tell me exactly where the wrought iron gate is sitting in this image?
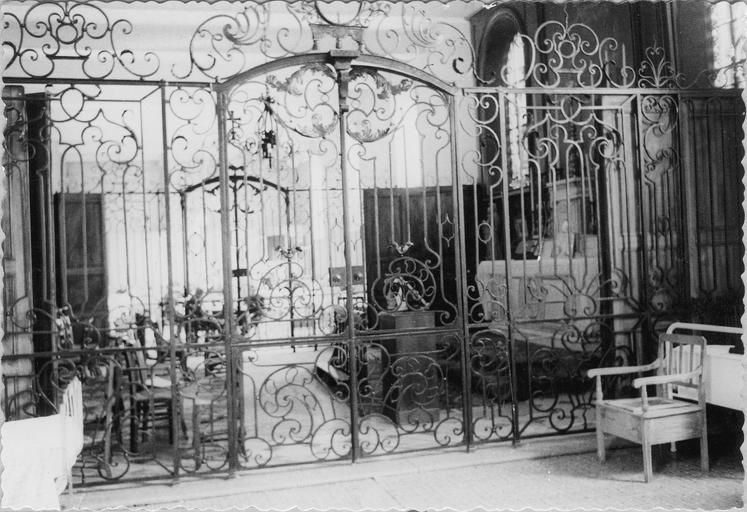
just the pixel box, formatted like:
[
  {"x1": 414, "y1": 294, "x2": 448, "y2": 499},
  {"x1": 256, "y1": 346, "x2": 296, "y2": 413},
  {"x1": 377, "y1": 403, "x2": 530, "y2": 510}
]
[
  {"x1": 214, "y1": 54, "x2": 466, "y2": 466},
  {"x1": 1, "y1": 0, "x2": 743, "y2": 487},
  {"x1": 457, "y1": 54, "x2": 744, "y2": 442}
]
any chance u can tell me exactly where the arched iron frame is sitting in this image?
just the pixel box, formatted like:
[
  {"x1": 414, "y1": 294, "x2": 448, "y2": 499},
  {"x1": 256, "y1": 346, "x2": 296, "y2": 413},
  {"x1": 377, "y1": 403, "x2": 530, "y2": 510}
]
[{"x1": 213, "y1": 50, "x2": 464, "y2": 468}]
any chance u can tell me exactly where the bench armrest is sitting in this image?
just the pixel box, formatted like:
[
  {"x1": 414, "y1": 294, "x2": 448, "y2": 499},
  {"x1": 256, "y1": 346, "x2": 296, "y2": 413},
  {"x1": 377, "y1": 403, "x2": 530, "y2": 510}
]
[
  {"x1": 587, "y1": 359, "x2": 660, "y2": 378},
  {"x1": 633, "y1": 370, "x2": 700, "y2": 388}
]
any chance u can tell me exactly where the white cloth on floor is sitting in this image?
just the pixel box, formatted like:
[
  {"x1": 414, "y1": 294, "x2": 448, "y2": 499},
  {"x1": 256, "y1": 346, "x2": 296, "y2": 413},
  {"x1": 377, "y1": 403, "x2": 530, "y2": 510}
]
[{"x1": 1, "y1": 378, "x2": 83, "y2": 511}]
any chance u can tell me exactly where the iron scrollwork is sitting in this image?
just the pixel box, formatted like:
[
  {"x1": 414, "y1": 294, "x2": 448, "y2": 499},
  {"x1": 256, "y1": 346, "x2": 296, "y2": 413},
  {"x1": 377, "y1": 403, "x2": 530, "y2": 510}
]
[
  {"x1": 1, "y1": 0, "x2": 744, "y2": 489},
  {"x1": 2, "y1": 1, "x2": 744, "y2": 91},
  {"x1": 3, "y1": 1, "x2": 159, "y2": 79},
  {"x1": 357, "y1": 334, "x2": 464, "y2": 455},
  {"x1": 468, "y1": 329, "x2": 514, "y2": 442},
  {"x1": 237, "y1": 345, "x2": 353, "y2": 467}
]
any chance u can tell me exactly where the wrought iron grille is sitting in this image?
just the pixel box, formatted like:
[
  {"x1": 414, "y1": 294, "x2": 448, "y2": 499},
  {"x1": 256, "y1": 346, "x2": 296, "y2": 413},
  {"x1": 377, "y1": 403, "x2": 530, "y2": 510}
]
[{"x1": 1, "y1": 0, "x2": 743, "y2": 486}]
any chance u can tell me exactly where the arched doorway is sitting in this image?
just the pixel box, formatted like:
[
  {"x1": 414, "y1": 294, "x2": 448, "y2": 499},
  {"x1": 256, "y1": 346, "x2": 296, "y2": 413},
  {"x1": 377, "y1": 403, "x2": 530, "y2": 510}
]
[{"x1": 212, "y1": 52, "x2": 468, "y2": 466}]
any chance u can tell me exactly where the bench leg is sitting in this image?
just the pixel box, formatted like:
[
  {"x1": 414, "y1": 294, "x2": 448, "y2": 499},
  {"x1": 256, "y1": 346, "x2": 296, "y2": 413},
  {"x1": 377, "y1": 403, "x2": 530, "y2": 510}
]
[
  {"x1": 700, "y1": 412, "x2": 709, "y2": 471},
  {"x1": 596, "y1": 406, "x2": 605, "y2": 462},
  {"x1": 641, "y1": 421, "x2": 653, "y2": 483}
]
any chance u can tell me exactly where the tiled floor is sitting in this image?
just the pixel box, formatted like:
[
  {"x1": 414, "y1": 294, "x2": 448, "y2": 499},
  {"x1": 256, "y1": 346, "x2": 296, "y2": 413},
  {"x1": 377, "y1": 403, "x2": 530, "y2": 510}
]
[{"x1": 62, "y1": 432, "x2": 744, "y2": 511}]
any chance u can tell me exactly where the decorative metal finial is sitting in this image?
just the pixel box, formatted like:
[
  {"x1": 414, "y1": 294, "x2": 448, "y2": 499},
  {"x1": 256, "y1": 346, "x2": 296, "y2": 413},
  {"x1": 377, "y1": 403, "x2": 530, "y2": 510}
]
[
  {"x1": 277, "y1": 245, "x2": 302, "y2": 259},
  {"x1": 392, "y1": 241, "x2": 414, "y2": 256}
]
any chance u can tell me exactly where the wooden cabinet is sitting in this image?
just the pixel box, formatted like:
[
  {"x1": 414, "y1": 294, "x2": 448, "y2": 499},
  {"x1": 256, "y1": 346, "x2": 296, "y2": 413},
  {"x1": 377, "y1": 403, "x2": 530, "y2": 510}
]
[{"x1": 380, "y1": 310, "x2": 435, "y2": 331}]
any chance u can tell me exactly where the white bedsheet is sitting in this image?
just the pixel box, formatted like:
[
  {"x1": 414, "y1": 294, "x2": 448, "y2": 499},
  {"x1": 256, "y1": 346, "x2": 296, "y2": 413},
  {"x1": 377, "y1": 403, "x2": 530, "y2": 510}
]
[{"x1": 1, "y1": 378, "x2": 83, "y2": 511}]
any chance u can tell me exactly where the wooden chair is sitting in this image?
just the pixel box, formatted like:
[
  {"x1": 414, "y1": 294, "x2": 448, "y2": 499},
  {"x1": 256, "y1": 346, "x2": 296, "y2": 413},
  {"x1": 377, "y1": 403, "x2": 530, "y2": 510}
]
[
  {"x1": 588, "y1": 333, "x2": 708, "y2": 482},
  {"x1": 142, "y1": 319, "x2": 188, "y2": 373},
  {"x1": 123, "y1": 350, "x2": 186, "y2": 453},
  {"x1": 78, "y1": 357, "x2": 130, "y2": 482}
]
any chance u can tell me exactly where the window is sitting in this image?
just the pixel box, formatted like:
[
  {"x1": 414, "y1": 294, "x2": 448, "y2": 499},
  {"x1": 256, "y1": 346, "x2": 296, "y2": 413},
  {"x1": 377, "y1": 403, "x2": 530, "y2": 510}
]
[{"x1": 711, "y1": 1, "x2": 746, "y2": 88}]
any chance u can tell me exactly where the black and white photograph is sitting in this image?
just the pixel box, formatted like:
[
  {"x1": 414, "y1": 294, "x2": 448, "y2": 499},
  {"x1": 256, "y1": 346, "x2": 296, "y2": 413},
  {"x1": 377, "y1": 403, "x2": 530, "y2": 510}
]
[{"x1": 0, "y1": 0, "x2": 744, "y2": 509}]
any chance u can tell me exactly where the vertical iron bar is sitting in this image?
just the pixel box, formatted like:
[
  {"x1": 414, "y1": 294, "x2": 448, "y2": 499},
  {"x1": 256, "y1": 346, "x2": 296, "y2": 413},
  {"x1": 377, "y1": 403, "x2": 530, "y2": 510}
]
[
  {"x1": 717, "y1": 100, "x2": 732, "y2": 294},
  {"x1": 159, "y1": 83, "x2": 180, "y2": 479},
  {"x1": 372, "y1": 160, "x2": 382, "y2": 310},
  {"x1": 121, "y1": 177, "x2": 131, "y2": 295},
  {"x1": 233, "y1": 180, "x2": 241, "y2": 301},
  {"x1": 450, "y1": 92, "x2": 473, "y2": 449},
  {"x1": 334, "y1": 54, "x2": 360, "y2": 462},
  {"x1": 498, "y1": 92, "x2": 520, "y2": 444},
  {"x1": 403, "y1": 128, "x2": 411, "y2": 244},
  {"x1": 616, "y1": 97, "x2": 640, "y2": 365},
  {"x1": 595, "y1": 100, "x2": 614, "y2": 355},
  {"x1": 43, "y1": 93, "x2": 58, "y2": 414},
  {"x1": 702, "y1": 99, "x2": 716, "y2": 300},
  {"x1": 282, "y1": 148, "x2": 295, "y2": 338},
  {"x1": 633, "y1": 94, "x2": 653, "y2": 363},
  {"x1": 242, "y1": 160, "x2": 251, "y2": 324},
  {"x1": 42, "y1": 93, "x2": 55, "y2": 309},
  {"x1": 139, "y1": 102, "x2": 153, "y2": 313},
  {"x1": 155, "y1": 193, "x2": 163, "y2": 317},
  {"x1": 217, "y1": 89, "x2": 239, "y2": 474},
  {"x1": 55, "y1": 115, "x2": 68, "y2": 313},
  {"x1": 180, "y1": 193, "x2": 189, "y2": 296},
  {"x1": 388, "y1": 146, "x2": 396, "y2": 247},
  {"x1": 80, "y1": 171, "x2": 89, "y2": 309},
  {"x1": 307, "y1": 151, "x2": 318, "y2": 336},
  {"x1": 677, "y1": 96, "x2": 697, "y2": 310},
  {"x1": 58, "y1": 189, "x2": 68, "y2": 307}
]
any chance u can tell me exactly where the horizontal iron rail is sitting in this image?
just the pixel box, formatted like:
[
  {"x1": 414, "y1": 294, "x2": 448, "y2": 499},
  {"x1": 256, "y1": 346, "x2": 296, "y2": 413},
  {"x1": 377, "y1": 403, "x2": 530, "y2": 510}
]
[
  {"x1": 230, "y1": 328, "x2": 464, "y2": 350},
  {"x1": 460, "y1": 86, "x2": 745, "y2": 96},
  {"x1": 2, "y1": 76, "x2": 215, "y2": 88},
  {"x1": 0, "y1": 344, "x2": 212, "y2": 361},
  {"x1": 3, "y1": 327, "x2": 466, "y2": 360},
  {"x1": 1, "y1": 94, "x2": 152, "y2": 103},
  {"x1": 227, "y1": 335, "x2": 345, "y2": 349},
  {"x1": 466, "y1": 311, "x2": 649, "y2": 328},
  {"x1": 4, "y1": 79, "x2": 742, "y2": 97}
]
